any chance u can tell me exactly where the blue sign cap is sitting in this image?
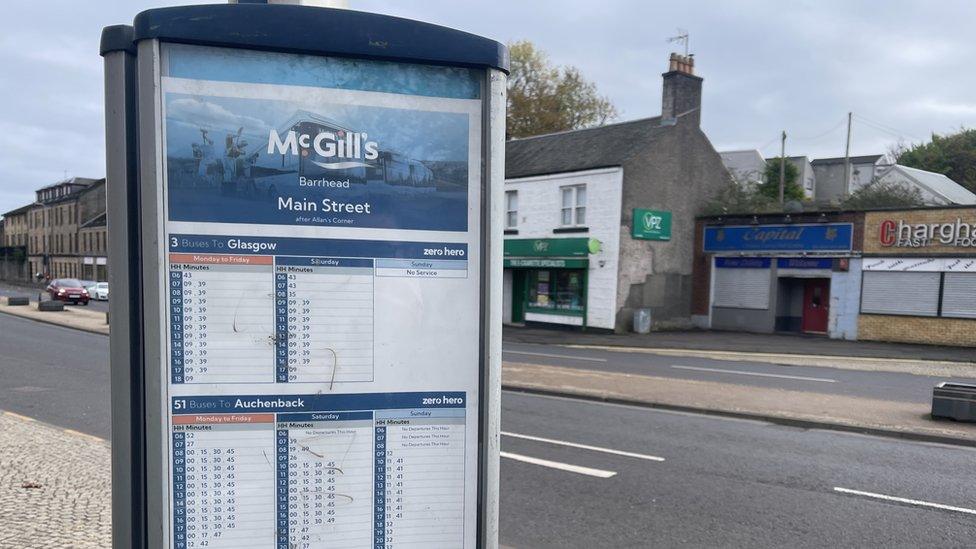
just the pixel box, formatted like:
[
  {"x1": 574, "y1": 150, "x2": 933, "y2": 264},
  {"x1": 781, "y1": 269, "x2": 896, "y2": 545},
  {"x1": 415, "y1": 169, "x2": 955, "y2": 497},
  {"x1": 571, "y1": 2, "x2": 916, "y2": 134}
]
[{"x1": 101, "y1": 4, "x2": 508, "y2": 72}]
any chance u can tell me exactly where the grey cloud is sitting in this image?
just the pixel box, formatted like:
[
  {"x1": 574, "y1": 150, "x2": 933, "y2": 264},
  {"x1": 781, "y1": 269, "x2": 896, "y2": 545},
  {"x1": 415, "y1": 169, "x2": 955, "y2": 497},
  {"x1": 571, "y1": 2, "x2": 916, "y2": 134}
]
[{"x1": 2, "y1": 0, "x2": 976, "y2": 213}]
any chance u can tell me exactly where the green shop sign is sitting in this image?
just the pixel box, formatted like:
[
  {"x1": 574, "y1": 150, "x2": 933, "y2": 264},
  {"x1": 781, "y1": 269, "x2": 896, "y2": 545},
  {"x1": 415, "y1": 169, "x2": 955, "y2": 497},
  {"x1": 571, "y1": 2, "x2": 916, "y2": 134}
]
[
  {"x1": 632, "y1": 208, "x2": 672, "y2": 241},
  {"x1": 503, "y1": 258, "x2": 589, "y2": 268},
  {"x1": 504, "y1": 237, "x2": 600, "y2": 258}
]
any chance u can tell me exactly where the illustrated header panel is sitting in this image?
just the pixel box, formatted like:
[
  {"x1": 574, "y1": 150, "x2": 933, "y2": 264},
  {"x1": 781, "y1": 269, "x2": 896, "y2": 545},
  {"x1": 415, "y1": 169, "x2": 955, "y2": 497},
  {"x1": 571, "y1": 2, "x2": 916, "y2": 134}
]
[{"x1": 162, "y1": 45, "x2": 479, "y2": 232}]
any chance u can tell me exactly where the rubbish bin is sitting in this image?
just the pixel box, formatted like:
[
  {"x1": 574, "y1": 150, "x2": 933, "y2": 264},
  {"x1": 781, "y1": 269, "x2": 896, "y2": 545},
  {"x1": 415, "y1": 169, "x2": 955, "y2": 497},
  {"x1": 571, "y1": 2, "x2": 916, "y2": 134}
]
[
  {"x1": 932, "y1": 382, "x2": 976, "y2": 422},
  {"x1": 633, "y1": 308, "x2": 651, "y2": 334}
]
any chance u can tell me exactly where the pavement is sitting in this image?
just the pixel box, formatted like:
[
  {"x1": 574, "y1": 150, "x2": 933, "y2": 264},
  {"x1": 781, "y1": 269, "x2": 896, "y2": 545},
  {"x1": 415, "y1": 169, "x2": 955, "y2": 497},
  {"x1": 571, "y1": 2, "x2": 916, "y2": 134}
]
[
  {"x1": 0, "y1": 295, "x2": 109, "y2": 336},
  {"x1": 0, "y1": 411, "x2": 110, "y2": 548},
  {"x1": 503, "y1": 360, "x2": 976, "y2": 446}
]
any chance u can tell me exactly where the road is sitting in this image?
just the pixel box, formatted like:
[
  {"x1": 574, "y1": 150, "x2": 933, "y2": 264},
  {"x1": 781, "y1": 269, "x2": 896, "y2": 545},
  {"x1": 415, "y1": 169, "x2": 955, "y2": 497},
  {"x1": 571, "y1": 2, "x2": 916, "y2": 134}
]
[
  {"x1": 1, "y1": 313, "x2": 975, "y2": 546},
  {"x1": 503, "y1": 341, "x2": 974, "y2": 405},
  {"x1": 500, "y1": 390, "x2": 976, "y2": 547},
  {"x1": 0, "y1": 280, "x2": 109, "y2": 312}
]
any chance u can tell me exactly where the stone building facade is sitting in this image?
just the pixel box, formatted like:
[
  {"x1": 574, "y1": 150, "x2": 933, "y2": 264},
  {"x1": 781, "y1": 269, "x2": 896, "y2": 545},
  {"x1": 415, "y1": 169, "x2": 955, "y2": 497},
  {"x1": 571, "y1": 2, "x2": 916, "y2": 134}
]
[
  {"x1": 503, "y1": 53, "x2": 731, "y2": 331},
  {"x1": 23, "y1": 177, "x2": 100, "y2": 281}
]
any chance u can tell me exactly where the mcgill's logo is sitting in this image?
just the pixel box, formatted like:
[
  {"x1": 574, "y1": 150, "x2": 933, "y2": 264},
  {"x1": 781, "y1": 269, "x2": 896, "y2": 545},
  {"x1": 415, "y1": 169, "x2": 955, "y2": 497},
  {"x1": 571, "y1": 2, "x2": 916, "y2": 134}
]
[{"x1": 267, "y1": 128, "x2": 379, "y2": 170}]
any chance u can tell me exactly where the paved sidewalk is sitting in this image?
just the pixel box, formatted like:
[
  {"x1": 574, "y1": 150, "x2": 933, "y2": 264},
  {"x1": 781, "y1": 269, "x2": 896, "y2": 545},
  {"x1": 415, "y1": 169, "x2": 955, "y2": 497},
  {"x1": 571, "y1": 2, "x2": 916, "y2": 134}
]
[
  {"x1": 0, "y1": 297, "x2": 109, "y2": 336},
  {"x1": 0, "y1": 411, "x2": 110, "y2": 548},
  {"x1": 502, "y1": 361, "x2": 976, "y2": 446},
  {"x1": 504, "y1": 326, "x2": 976, "y2": 363}
]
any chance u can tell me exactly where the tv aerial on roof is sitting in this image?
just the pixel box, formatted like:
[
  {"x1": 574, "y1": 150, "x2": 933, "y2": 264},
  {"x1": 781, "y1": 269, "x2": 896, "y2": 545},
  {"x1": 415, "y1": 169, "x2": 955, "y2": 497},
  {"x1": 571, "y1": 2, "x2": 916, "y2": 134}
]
[{"x1": 667, "y1": 28, "x2": 689, "y2": 56}]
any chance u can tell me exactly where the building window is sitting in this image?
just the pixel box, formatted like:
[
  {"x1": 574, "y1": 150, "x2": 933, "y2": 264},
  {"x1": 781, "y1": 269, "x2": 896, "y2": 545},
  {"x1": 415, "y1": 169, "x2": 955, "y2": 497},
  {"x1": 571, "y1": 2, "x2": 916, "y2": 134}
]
[
  {"x1": 942, "y1": 273, "x2": 976, "y2": 319},
  {"x1": 526, "y1": 269, "x2": 585, "y2": 315},
  {"x1": 505, "y1": 190, "x2": 518, "y2": 229},
  {"x1": 861, "y1": 272, "x2": 940, "y2": 317},
  {"x1": 560, "y1": 185, "x2": 586, "y2": 226}
]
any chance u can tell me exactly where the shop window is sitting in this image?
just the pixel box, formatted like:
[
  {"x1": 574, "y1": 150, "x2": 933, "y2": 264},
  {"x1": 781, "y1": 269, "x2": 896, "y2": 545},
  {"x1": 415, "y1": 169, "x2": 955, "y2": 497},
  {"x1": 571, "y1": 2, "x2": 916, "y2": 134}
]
[
  {"x1": 713, "y1": 266, "x2": 770, "y2": 310},
  {"x1": 560, "y1": 185, "x2": 586, "y2": 226},
  {"x1": 861, "y1": 271, "x2": 939, "y2": 317},
  {"x1": 526, "y1": 269, "x2": 585, "y2": 315},
  {"x1": 505, "y1": 190, "x2": 518, "y2": 229},
  {"x1": 942, "y1": 273, "x2": 976, "y2": 319}
]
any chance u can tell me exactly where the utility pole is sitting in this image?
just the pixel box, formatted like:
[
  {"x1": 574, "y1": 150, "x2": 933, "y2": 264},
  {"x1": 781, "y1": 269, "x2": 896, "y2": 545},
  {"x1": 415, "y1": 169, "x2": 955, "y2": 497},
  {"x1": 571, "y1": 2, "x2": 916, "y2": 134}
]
[
  {"x1": 843, "y1": 111, "x2": 853, "y2": 193},
  {"x1": 779, "y1": 130, "x2": 787, "y2": 205}
]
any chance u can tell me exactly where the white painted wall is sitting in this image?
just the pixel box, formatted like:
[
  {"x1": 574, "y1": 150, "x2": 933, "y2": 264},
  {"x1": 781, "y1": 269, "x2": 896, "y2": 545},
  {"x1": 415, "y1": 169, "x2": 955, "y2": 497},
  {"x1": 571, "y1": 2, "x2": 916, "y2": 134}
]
[
  {"x1": 504, "y1": 167, "x2": 623, "y2": 330},
  {"x1": 502, "y1": 269, "x2": 513, "y2": 324}
]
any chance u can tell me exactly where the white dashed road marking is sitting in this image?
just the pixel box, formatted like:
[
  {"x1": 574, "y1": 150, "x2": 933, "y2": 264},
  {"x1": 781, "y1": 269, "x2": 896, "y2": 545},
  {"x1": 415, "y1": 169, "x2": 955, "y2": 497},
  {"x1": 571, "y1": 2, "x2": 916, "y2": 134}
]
[
  {"x1": 833, "y1": 487, "x2": 976, "y2": 515},
  {"x1": 500, "y1": 451, "x2": 617, "y2": 478},
  {"x1": 504, "y1": 350, "x2": 607, "y2": 362},
  {"x1": 671, "y1": 364, "x2": 837, "y2": 383},
  {"x1": 502, "y1": 431, "x2": 665, "y2": 462}
]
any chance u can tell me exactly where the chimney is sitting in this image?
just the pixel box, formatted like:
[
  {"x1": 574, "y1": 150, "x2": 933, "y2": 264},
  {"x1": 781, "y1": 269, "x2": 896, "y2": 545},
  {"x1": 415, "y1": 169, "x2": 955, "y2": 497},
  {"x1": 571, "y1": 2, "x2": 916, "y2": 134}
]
[{"x1": 661, "y1": 53, "x2": 702, "y2": 126}]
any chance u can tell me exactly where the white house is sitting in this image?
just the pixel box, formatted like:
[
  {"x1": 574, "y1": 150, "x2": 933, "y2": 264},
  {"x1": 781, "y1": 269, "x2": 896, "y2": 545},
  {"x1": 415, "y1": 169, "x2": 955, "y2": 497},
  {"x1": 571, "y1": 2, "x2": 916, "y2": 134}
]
[
  {"x1": 874, "y1": 164, "x2": 976, "y2": 205},
  {"x1": 719, "y1": 149, "x2": 765, "y2": 189}
]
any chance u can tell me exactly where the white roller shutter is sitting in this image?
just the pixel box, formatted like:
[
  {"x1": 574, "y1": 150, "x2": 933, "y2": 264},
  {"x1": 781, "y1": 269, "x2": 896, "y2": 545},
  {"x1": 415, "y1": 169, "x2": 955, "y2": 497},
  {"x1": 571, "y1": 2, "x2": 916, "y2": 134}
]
[
  {"x1": 861, "y1": 271, "x2": 940, "y2": 316},
  {"x1": 713, "y1": 268, "x2": 770, "y2": 310},
  {"x1": 942, "y1": 273, "x2": 976, "y2": 319}
]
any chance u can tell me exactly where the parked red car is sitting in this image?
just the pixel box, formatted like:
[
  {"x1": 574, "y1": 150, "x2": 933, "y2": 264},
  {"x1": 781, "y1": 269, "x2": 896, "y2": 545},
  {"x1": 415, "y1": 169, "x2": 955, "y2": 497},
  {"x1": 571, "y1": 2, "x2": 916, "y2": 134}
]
[{"x1": 46, "y1": 278, "x2": 90, "y2": 305}]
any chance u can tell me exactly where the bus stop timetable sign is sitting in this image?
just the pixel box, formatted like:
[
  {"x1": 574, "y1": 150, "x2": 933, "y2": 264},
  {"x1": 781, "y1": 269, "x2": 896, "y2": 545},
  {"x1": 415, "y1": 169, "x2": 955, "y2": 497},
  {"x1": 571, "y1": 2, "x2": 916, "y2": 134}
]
[{"x1": 101, "y1": 5, "x2": 507, "y2": 548}]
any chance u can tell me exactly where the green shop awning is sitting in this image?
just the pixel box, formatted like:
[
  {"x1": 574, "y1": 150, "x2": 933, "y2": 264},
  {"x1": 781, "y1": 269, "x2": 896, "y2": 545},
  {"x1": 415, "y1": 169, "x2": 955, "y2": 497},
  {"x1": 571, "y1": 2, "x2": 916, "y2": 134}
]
[{"x1": 503, "y1": 237, "x2": 599, "y2": 258}]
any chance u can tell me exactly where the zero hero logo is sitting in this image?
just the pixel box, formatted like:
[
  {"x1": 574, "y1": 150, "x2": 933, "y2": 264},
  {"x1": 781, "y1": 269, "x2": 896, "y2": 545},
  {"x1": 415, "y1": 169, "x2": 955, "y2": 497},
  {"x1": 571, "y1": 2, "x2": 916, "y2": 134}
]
[{"x1": 267, "y1": 128, "x2": 379, "y2": 169}]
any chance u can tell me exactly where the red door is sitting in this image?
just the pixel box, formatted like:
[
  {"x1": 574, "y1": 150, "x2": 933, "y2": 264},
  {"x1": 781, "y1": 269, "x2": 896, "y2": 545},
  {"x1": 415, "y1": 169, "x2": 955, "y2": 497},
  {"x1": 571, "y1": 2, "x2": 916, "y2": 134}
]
[{"x1": 801, "y1": 279, "x2": 830, "y2": 334}]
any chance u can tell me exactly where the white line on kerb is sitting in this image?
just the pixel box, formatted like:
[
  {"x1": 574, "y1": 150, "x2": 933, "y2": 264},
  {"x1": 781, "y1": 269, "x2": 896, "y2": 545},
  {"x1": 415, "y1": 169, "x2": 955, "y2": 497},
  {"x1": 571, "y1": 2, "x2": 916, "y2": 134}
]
[
  {"x1": 502, "y1": 431, "x2": 665, "y2": 462},
  {"x1": 500, "y1": 451, "x2": 617, "y2": 478},
  {"x1": 504, "y1": 350, "x2": 608, "y2": 362},
  {"x1": 833, "y1": 487, "x2": 976, "y2": 515},
  {"x1": 671, "y1": 364, "x2": 837, "y2": 383}
]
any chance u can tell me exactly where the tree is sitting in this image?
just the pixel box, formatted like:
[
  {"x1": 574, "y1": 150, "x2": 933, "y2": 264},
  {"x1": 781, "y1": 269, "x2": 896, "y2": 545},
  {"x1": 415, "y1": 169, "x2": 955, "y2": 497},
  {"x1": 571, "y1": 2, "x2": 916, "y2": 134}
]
[
  {"x1": 702, "y1": 181, "x2": 778, "y2": 215},
  {"x1": 841, "y1": 181, "x2": 924, "y2": 210},
  {"x1": 507, "y1": 41, "x2": 618, "y2": 138},
  {"x1": 895, "y1": 128, "x2": 976, "y2": 193},
  {"x1": 757, "y1": 158, "x2": 804, "y2": 202}
]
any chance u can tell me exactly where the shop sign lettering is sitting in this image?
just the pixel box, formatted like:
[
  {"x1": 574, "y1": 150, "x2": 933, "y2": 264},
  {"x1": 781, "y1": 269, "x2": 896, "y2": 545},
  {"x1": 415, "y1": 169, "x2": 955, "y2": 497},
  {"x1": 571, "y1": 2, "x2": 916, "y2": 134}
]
[{"x1": 879, "y1": 218, "x2": 976, "y2": 248}]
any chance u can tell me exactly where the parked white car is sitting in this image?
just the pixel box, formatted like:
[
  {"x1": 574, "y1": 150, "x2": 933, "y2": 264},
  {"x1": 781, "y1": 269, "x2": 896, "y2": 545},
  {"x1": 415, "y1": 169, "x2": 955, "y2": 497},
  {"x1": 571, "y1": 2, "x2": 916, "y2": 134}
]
[{"x1": 93, "y1": 282, "x2": 109, "y2": 301}]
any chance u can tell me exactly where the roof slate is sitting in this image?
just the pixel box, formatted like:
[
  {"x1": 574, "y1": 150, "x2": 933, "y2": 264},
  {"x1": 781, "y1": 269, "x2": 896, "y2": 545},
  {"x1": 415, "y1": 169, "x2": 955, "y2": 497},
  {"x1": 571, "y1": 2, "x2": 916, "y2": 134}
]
[
  {"x1": 889, "y1": 165, "x2": 976, "y2": 205},
  {"x1": 505, "y1": 117, "x2": 668, "y2": 179},
  {"x1": 810, "y1": 154, "x2": 883, "y2": 166}
]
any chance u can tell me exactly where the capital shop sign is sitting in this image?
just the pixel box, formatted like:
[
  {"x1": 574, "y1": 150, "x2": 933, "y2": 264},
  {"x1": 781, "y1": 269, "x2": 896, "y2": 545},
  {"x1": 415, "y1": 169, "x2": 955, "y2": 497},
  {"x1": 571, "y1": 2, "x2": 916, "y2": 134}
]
[{"x1": 879, "y1": 218, "x2": 976, "y2": 248}]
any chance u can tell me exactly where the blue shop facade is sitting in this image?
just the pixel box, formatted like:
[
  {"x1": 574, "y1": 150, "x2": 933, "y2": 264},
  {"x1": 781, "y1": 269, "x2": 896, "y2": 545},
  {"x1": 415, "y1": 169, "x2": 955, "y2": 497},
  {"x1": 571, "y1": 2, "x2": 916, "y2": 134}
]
[{"x1": 691, "y1": 212, "x2": 864, "y2": 339}]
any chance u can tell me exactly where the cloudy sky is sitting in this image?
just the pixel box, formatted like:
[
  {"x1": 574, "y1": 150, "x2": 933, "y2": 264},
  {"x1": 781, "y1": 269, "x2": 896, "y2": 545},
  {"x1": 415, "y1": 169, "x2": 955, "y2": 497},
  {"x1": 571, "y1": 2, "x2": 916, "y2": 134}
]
[{"x1": 2, "y1": 0, "x2": 976, "y2": 214}]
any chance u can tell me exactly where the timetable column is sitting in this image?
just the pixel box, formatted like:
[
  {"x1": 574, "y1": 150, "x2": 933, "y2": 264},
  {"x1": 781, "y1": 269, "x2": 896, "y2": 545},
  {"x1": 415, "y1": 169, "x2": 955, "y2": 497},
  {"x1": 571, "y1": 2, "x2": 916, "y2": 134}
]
[
  {"x1": 276, "y1": 257, "x2": 375, "y2": 384},
  {"x1": 172, "y1": 413, "x2": 277, "y2": 549},
  {"x1": 378, "y1": 409, "x2": 466, "y2": 548},
  {"x1": 278, "y1": 412, "x2": 375, "y2": 548},
  {"x1": 169, "y1": 269, "x2": 186, "y2": 384},
  {"x1": 168, "y1": 253, "x2": 276, "y2": 384},
  {"x1": 274, "y1": 268, "x2": 289, "y2": 383}
]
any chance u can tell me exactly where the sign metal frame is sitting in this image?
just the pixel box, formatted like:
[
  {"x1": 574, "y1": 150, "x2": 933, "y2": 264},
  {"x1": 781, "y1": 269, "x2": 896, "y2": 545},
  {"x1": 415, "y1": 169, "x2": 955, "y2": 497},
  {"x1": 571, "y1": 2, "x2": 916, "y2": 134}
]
[{"x1": 102, "y1": 6, "x2": 507, "y2": 548}]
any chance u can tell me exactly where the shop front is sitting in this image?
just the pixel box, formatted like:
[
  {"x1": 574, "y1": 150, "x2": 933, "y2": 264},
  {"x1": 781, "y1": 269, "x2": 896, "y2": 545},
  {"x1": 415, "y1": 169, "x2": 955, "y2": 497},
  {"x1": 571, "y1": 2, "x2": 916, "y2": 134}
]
[
  {"x1": 694, "y1": 214, "x2": 863, "y2": 339},
  {"x1": 859, "y1": 207, "x2": 976, "y2": 347},
  {"x1": 503, "y1": 238, "x2": 597, "y2": 328}
]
